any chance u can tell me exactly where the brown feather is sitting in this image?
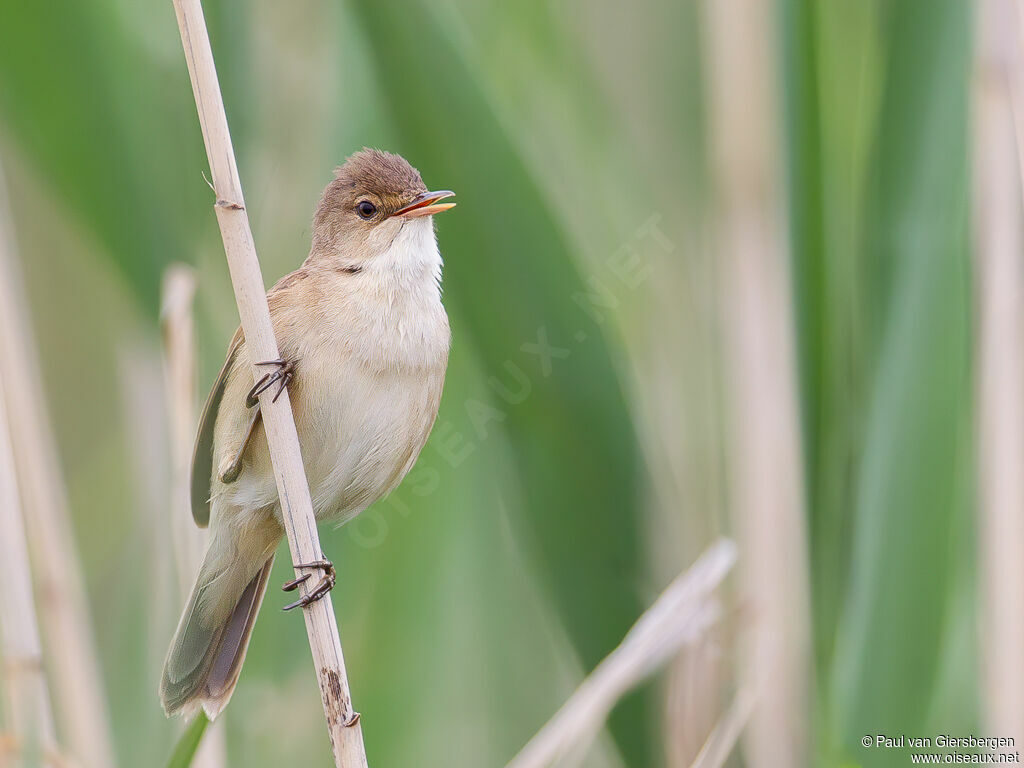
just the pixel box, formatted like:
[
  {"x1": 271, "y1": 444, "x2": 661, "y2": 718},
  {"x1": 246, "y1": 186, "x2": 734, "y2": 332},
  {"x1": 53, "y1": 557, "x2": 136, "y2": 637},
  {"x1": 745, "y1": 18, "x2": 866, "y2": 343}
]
[{"x1": 190, "y1": 327, "x2": 243, "y2": 527}]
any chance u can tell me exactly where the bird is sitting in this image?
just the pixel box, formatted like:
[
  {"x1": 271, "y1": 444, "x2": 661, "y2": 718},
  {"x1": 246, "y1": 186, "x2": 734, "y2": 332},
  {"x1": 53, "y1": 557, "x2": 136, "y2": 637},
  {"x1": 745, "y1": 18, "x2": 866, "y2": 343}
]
[{"x1": 160, "y1": 149, "x2": 454, "y2": 719}]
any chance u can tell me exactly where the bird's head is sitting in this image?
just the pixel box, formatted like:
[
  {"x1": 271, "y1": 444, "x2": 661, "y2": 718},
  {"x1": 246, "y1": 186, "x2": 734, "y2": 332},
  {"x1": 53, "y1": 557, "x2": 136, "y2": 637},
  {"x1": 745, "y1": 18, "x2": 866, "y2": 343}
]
[{"x1": 309, "y1": 148, "x2": 455, "y2": 270}]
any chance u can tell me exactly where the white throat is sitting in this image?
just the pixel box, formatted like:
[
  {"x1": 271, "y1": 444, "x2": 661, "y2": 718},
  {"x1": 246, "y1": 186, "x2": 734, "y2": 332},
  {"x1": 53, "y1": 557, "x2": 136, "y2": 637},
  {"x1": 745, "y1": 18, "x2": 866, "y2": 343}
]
[
  {"x1": 371, "y1": 216, "x2": 443, "y2": 293},
  {"x1": 343, "y1": 217, "x2": 449, "y2": 372}
]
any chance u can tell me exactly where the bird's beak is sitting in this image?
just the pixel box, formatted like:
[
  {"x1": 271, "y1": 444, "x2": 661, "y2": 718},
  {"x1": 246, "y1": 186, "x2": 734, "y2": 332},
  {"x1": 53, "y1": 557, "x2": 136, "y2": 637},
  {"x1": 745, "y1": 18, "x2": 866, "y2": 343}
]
[{"x1": 394, "y1": 190, "x2": 456, "y2": 218}]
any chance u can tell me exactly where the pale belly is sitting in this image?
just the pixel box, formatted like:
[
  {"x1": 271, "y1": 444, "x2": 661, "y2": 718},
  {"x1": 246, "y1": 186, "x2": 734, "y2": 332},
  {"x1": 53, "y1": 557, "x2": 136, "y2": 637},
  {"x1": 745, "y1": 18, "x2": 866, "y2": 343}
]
[
  {"x1": 219, "y1": 355, "x2": 444, "y2": 526},
  {"x1": 295, "y1": 356, "x2": 444, "y2": 523},
  {"x1": 210, "y1": 242, "x2": 450, "y2": 527}
]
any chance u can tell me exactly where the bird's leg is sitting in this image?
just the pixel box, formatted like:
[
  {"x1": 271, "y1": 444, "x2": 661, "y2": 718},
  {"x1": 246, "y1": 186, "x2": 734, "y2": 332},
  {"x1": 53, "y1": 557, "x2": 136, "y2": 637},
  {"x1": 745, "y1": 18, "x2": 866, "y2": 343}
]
[
  {"x1": 282, "y1": 559, "x2": 336, "y2": 611},
  {"x1": 219, "y1": 407, "x2": 263, "y2": 484},
  {"x1": 245, "y1": 358, "x2": 295, "y2": 408},
  {"x1": 222, "y1": 359, "x2": 294, "y2": 484}
]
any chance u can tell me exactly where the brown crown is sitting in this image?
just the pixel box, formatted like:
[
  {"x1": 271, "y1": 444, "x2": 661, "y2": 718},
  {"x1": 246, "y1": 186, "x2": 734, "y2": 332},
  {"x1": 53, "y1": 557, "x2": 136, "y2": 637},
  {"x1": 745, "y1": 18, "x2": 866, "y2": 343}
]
[{"x1": 333, "y1": 148, "x2": 427, "y2": 198}]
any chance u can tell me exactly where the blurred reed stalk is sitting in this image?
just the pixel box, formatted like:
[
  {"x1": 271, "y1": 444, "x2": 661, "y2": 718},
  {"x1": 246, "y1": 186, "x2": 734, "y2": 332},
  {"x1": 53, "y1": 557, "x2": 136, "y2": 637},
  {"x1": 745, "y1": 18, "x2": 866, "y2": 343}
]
[
  {"x1": 0, "y1": 159, "x2": 115, "y2": 768},
  {"x1": 0, "y1": 360, "x2": 59, "y2": 765},
  {"x1": 170, "y1": 1, "x2": 367, "y2": 764},
  {"x1": 506, "y1": 540, "x2": 736, "y2": 768},
  {"x1": 160, "y1": 267, "x2": 209, "y2": 600},
  {"x1": 160, "y1": 265, "x2": 227, "y2": 768},
  {"x1": 689, "y1": 688, "x2": 755, "y2": 768},
  {"x1": 973, "y1": 0, "x2": 1024, "y2": 742},
  {"x1": 701, "y1": 0, "x2": 812, "y2": 765},
  {"x1": 665, "y1": 635, "x2": 724, "y2": 767}
]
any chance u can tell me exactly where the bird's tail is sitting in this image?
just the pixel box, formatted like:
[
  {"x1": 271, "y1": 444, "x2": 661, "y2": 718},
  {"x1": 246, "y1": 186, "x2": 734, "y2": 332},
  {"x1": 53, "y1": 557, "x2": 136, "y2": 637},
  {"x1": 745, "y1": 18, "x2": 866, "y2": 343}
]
[{"x1": 160, "y1": 524, "x2": 279, "y2": 719}]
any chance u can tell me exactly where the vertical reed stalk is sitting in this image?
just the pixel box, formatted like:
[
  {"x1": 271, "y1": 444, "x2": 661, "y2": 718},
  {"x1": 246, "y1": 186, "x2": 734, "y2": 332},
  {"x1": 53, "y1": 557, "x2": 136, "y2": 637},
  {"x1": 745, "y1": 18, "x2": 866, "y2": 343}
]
[
  {"x1": 160, "y1": 266, "x2": 209, "y2": 597},
  {"x1": 0, "y1": 363, "x2": 58, "y2": 765},
  {"x1": 160, "y1": 265, "x2": 227, "y2": 768},
  {"x1": 701, "y1": 0, "x2": 812, "y2": 765},
  {"x1": 665, "y1": 628, "x2": 723, "y2": 766},
  {"x1": 974, "y1": 0, "x2": 1024, "y2": 742},
  {"x1": 169, "y1": 2, "x2": 368, "y2": 763},
  {"x1": 0, "y1": 159, "x2": 115, "y2": 768}
]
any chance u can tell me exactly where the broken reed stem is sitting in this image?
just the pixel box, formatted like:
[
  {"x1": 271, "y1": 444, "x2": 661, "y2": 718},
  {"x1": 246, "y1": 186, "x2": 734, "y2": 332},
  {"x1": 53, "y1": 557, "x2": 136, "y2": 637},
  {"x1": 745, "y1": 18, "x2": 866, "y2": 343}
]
[
  {"x1": 0, "y1": 159, "x2": 116, "y2": 768},
  {"x1": 160, "y1": 265, "x2": 227, "y2": 768},
  {"x1": 974, "y1": 0, "x2": 1024, "y2": 742},
  {"x1": 0, "y1": 363, "x2": 58, "y2": 764},
  {"x1": 169, "y1": 1, "x2": 367, "y2": 764},
  {"x1": 702, "y1": 0, "x2": 812, "y2": 765},
  {"x1": 505, "y1": 540, "x2": 737, "y2": 768}
]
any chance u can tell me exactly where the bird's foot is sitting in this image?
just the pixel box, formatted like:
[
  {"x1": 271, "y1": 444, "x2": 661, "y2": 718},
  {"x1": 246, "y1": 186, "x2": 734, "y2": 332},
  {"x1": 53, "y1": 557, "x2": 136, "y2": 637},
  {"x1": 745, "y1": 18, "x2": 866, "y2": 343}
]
[
  {"x1": 282, "y1": 558, "x2": 336, "y2": 611},
  {"x1": 246, "y1": 358, "x2": 295, "y2": 407}
]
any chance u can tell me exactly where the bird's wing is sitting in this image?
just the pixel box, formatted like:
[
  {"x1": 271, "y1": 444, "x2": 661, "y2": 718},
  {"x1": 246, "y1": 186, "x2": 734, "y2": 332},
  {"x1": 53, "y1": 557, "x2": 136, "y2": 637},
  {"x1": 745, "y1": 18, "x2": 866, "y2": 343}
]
[
  {"x1": 190, "y1": 326, "x2": 244, "y2": 527},
  {"x1": 188, "y1": 270, "x2": 313, "y2": 527}
]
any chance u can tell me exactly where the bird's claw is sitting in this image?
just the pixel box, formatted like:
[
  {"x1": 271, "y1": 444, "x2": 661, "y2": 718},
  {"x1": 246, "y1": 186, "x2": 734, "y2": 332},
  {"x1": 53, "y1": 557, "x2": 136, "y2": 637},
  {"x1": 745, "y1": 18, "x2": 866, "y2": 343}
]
[
  {"x1": 282, "y1": 559, "x2": 336, "y2": 611},
  {"x1": 246, "y1": 358, "x2": 295, "y2": 408}
]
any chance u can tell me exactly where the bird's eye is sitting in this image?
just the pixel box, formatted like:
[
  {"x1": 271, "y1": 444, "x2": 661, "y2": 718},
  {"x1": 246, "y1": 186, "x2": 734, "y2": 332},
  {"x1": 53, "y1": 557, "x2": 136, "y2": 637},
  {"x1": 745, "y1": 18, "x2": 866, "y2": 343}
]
[{"x1": 356, "y1": 200, "x2": 377, "y2": 219}]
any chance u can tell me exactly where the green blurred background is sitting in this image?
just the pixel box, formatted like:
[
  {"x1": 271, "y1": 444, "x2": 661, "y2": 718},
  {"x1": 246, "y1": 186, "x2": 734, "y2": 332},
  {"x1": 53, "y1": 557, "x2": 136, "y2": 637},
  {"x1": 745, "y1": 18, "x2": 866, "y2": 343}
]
[{"x1": 0, "y1": 0, "x2": 981, "y2": 766}]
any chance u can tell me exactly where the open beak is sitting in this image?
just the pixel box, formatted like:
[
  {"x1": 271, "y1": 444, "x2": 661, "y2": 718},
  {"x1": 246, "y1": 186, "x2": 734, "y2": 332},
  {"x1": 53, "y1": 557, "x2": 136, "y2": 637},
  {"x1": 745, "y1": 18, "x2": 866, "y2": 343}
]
[{"x1": 394, "y1": 190, "x2": 456, "y2": 218}]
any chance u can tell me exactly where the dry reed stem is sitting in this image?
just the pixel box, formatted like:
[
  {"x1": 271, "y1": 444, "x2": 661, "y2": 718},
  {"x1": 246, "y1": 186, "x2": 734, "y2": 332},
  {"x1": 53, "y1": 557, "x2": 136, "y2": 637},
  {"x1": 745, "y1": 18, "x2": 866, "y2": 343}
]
[
  {"x1": 169, "y1": 2, "x2": 367, "y2": 764},
  {"x1": 688, "y1": 688, "x2": 755, "y2": 768},
  {"x1": 506, "y1": 540, "x2": 737, "y2": 768},
  {"x1": 160, "y1": 265, "x2": 227, "y2": 768},
  {"x1": 701, "y1": 0, "x2": 812, "y2": 765},
  {"x1": 974, "y1": 0, "x2": 1024, "y2": 743},
  {"x1": 0, "y1": 159, "x2": 115, "y2": 768},
  {"x1": 0, "y1": 736, "x2": 75, "y2": 768},
  {"x1": 0, "y1": 363, "x2": 58, "y2": 764},
  {"x1": 665, "y1": 629, "x2": 725, "y2": 766}
]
